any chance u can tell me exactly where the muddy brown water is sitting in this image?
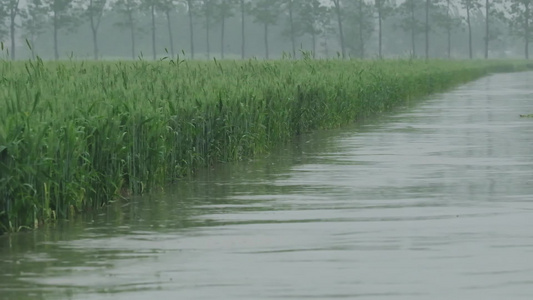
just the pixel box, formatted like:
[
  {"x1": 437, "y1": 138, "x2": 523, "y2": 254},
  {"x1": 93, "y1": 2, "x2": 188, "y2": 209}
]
[{"x1": 1, "y1": 72, "x2": 533, "y2": 300}]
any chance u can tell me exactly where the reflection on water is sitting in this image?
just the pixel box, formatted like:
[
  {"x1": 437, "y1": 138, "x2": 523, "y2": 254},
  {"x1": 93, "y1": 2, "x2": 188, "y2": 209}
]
[{"x1": 1, "y1": 72, "x2": 533, "y2": 300}]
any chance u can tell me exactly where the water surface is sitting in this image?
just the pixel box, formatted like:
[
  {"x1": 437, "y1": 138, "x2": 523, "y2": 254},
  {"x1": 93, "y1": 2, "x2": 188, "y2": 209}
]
[{"x1": 1, "y1": 72, "x2": 533, "y2": 300}]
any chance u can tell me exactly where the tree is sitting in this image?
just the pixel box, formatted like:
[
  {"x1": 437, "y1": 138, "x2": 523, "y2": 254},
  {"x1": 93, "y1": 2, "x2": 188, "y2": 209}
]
[
  {"x1": 395, "y1": 0, "x2": 424, "y2": 57},
  {"x1": 318, "y1": 8, "x2": 336, "y2": 57},
  {"x1": 296, "y1": 0, "x2": 328, "y2": 58},
  {"x1": 0, "y1": 0, "x2": 21, "y2": 60},
  {"x1": 434, "y1": 0, "x2": 463, "y2": 58},
  {"x1": 0, "y1": 6, "x2": 8, "y2": 50},
  {"x1": 182, "y1": 0, "x2": 196, "y2": 59},
  {"x1": 507, "y1": 0, "x2": 532, "y2": 59},
  {"x1": 331, "y1": 0, "x2": 345, "y2": 58},
  {"x1": 280, "y1": 0, "x2": 297, "y2": 58},
  {"x1": 214, "y1": 0, "x2": 236, "y2": 59},
  {"x1": 85, "y1": 0, "x2": 107, "y2": 60},
  {"x1": 239, "y1": 0, "x2": 250, "y2": 59},
  {"x1": 250, "y1": 0, "x2": 280, "y2": 59},
  {"x1": 484, "y1": 0, "x2": 490, "y2": 58},
  {"x1": 445, "y1": 0, "x2": 454, "y2": 58},
  {"x1": 198, "y1": 0, "x2": 215, "y2": 59},
  {"x1": 113, "y1": 0, "x2": 140, "y2": 59},
  {"x1": 140, "y1": 0, "x2": 160, "y2": 60},
  {"x1": 423, "y1": 0, "x2": 445, "y2": 59},
  {"x1": 346, "y1": 0, "x2": 374, "y2": 58},
  {"x1": 44, "y1": 0, "x2": 80, "y2": 60},
  {"x1": 461, "y1": 0, "x2": 482, "y2": 59},
  {"x1": 425, "y1": 0, "x2": 430, "y2": 59},
  {"x1": 159, "y1": 0, "x2": 180, "y2": 58},
  {"x1": 484, "y1": 0, "x2": 504, "y2": 59},
  {"x1": 21, "y1": 0, "x2": 49, "y2": 59},
  {"x1": 374, "y1": 0, "x2": 394, "y2": 58}
]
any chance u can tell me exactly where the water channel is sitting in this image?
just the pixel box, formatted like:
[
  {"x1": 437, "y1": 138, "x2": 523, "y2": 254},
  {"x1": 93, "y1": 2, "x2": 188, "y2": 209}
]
[{"x1": 1, "y1": 71, "x2": 533, "y2": 300}]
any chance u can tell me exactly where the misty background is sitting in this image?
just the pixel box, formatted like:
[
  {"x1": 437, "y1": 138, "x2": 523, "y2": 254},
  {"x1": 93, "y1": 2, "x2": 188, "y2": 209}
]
[{"x1": 0, "y1": 0, "x2": 531, "y2": 61}]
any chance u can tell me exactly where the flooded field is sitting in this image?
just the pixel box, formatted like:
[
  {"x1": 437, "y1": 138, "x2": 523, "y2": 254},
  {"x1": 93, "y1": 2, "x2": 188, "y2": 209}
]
[{"x1": 1, "y1": 71, "x2": 533, "y2": 300}]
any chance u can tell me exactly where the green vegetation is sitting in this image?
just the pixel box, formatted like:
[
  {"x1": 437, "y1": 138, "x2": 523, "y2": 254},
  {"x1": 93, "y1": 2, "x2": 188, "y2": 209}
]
[{"x1": 0, "y1": 59, "x2": 528, "y2": 232}]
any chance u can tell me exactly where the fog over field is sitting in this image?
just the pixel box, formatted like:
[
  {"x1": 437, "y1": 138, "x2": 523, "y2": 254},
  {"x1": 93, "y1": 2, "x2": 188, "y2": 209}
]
[{"x1": 0, "y1": 0, "x2": 531, "y2": 60}]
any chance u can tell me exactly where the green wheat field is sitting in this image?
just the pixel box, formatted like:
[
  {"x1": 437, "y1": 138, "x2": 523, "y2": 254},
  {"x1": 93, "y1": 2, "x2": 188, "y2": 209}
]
[{"x1": 0, "y1": 58, "x2": 529, "y2": 232}]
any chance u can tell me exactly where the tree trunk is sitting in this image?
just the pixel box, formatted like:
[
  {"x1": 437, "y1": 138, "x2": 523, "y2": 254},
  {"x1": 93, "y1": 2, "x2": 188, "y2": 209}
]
[
  {"x1": 411, "y1": 1, "x2": 416, "y2": 57},
  {"x1": 526, "y1": 2, "x2": 530, "y2": 59},
  {"x1": 467, "y1": 5, "x2": 472, "y2": 59},
  {"x1": 206, "y1": 6, "x2": 210, "y2": 59},
  {"x1": 188, "y1": 0, "x2": 195, "y2": 59},
  {"x1": 425, "y1": 0, "x2": 429, "y2": 59},
  {"x1": 241, "y1": 0, "x2": 245, "y2": 59},
  {"x1": 90, "y1": 14, "x2": 99, "y2": 60},
  {"x1": 264, "y1": 23, "x2": 269, "y2": 59},
  {"x1": 151, "y1": 4, "x2": 156, "y2": 60},
  {"x1": 447, "y1": 0, "x2": 451, "y2": 58},
  {"x1": 221, "y1": 9, "x2": 225, "y2": 59},
  {"x1": 166, "y1": 11, "x2": 175, "y2": 58},
  {"x1": 9, "y1": 1, "x2": 19, "y2": 60},
  {"x1": 334, "y1": 0, "x2": 345, "y2": 59},
  {"x1": 312, "y1": 31, "x2": 316, "y2": 59},
  {"x1": 323, "y1": 33, "x2": 329, "y2": 57},
  {"x1": 378, "y1": 2, "x2": 382, "y2": 59},
  {"x1": 289, "y1": 0, "x2": 296, "y2": 58},
  {"x1": 10, "y1": 9, "x2": 16, "y2": 60},
  {"x1": 54, "y1": 11, "x2": 59, "y2": 60},
  {"x1": 128, "y1": 12, "x2": 136, "y2": 59},
  {"x1": 485, "y1": 0, "x2": 489, "y2": 59},
  {"x1": 358, "y1": 0, "x2": 365, "y2": 58},
  {"x1": 88, "y1": 0, "x2": 101, "y2": 60},
  {"x1": 91, "y1": 26, "x2": 98, "y2": 60}
]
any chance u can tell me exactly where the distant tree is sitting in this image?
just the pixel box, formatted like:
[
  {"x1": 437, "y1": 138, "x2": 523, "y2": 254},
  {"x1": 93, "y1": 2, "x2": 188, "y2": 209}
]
[
  {"x1": 423, "y1": 0, "x2": 445, "y2": 59},
  {"x1": 461, "y1": 0, "x2": 482, "y2": 59},
  {"x1": 425, "y1": 0, "x2": 430, "y2": 59},
  {"x1": 331, "y1": 0, "x2": 345, "y2": 58},
  {"x1": 140, "y1": 0, "x2": 160, "y2": 60},
  {"x1": 0, "y1": 9, "x2": 5, "y2": 26},
  {"x1": 198, "y1": 0, "x2": 215, "y2": 59},
  {"x1": 85, "y1": 0, "x2": 107, "y2": 59},
  {"x1": 0, "y1": 10, "x2": 8, "y2": 58},
  {"x1": 507, "y1": 0, "x2": 532, "y2": 59},
  {"x1": 395, "y1": 0, "x2": 424, "y2": 57},
  {"x1": 296, "y1": 0, "x2": 328, "y2": 58},
  {"x1": 250, "y1": 0, "x2": 280, "y2": 59},
  {"x1": 158, "y1": 0, "x2": 179, "y2": 58},
  {"x1": 318, "y1": 7, "x2": 335, "y2": 57},
  {"x1": 0, "y1": 0, "x2": 21, "y2": 59},
  {"x1": 374, "y1": 0, "x2": 394, "y2": 58},
  {"x1": 239, "y1": 0, "x2": 251, "y2": 59},
  {"x1": 434, "y1": 0, "x2": 463, "y2": 58},
  {"x1": 483, "y1": 0, "x2": 504, "y2": 59},
  {"x1": 21, "y1": 0, "x2": 49, "y2": 58},
  {"x1": 0, "y1": 5, "x2": 9, "y2": 50},
  {"x1": 182, "y1": 0, "x2": 196, "y2": 59},
  {"x1": 44, "y1": 0, "x2": 80, "y2": 60},
  {"x1": 113, "y1": 0, "x2": 141, "y2": 59},
  {"x1": 214, "y1": 0, "x2": 236, "y2": 59},
  {"x1": 484, "y1": 0, "x2": 490, "y2": 58},
  {"x1": 319, "y1": 16, "x2": 336, "y2": 57},
  {"x1": 346, "y1": 0, "x2": 374, "y2": 58},
  {"x1": 280, "y1": 0, "x2": 297, "y2": 58}
]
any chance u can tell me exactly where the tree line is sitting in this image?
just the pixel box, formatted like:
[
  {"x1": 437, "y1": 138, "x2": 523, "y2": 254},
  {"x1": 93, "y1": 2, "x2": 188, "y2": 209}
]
[{"x1": 0, "y1": 0, "x2": 531, "y2": 60}]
